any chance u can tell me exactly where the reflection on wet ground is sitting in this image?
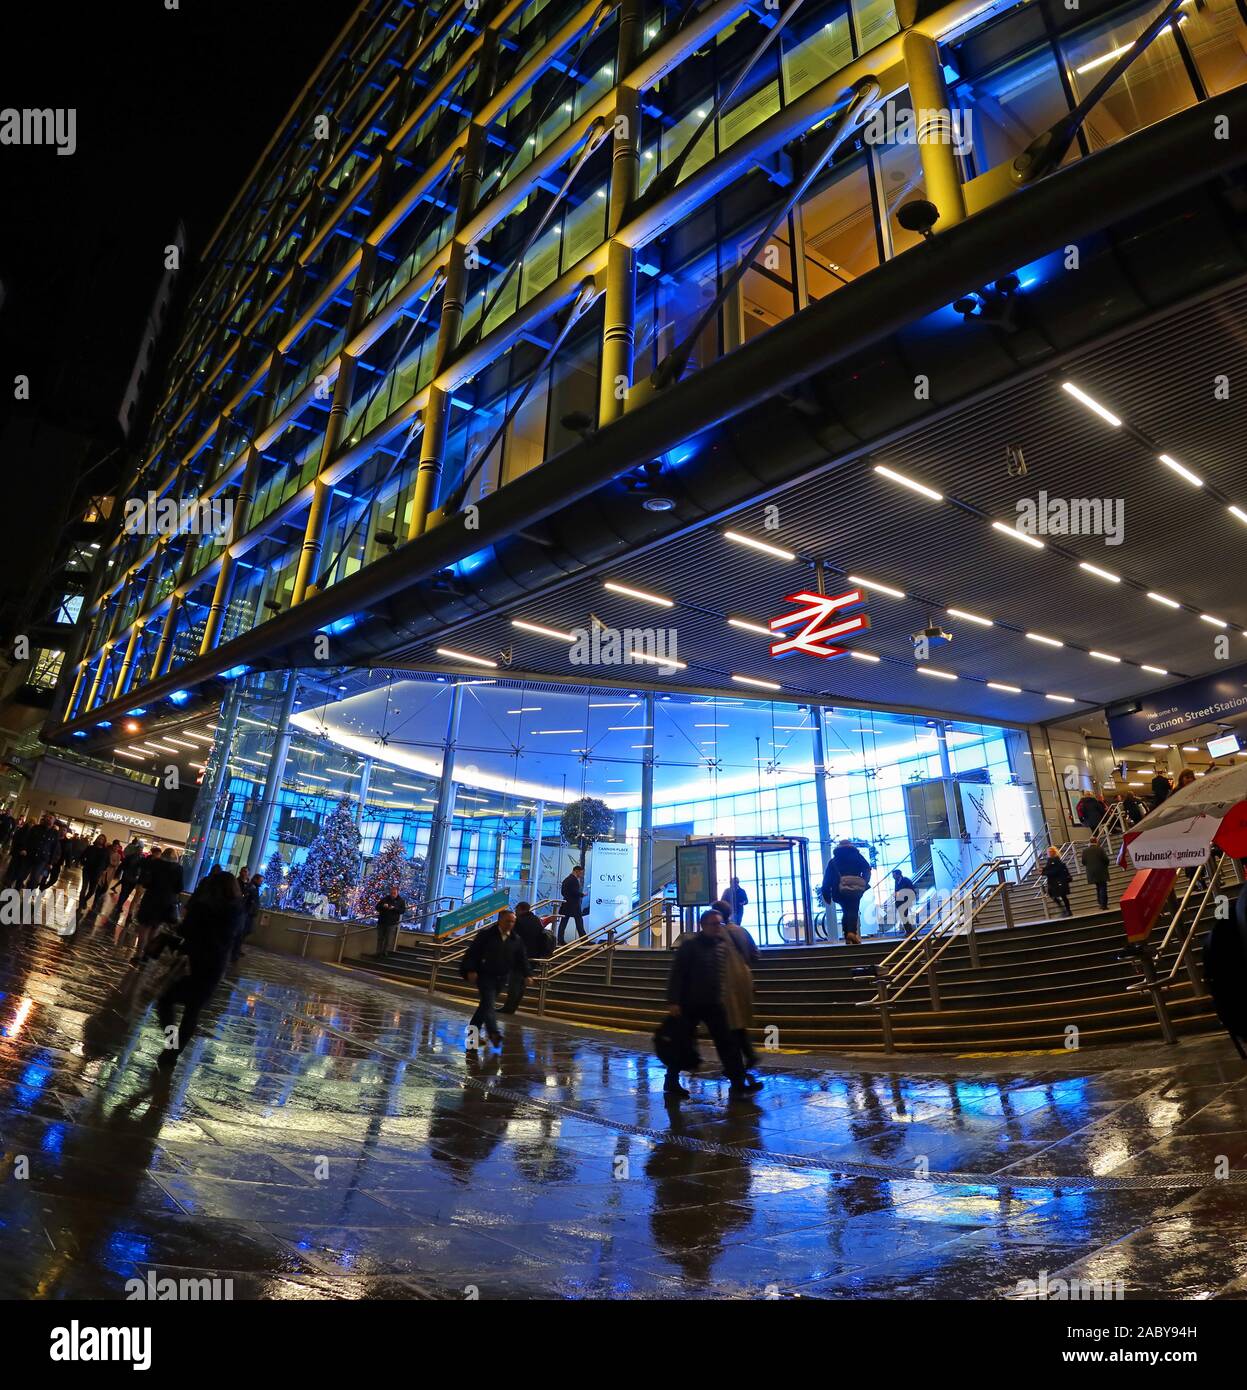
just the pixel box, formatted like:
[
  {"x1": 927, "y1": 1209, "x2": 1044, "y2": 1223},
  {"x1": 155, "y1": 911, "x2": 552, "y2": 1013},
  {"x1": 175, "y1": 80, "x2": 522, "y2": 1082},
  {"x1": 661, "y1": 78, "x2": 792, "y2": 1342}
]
[{"x1": 2, "y1": 912, "x2": 1247, "y2": 1300}]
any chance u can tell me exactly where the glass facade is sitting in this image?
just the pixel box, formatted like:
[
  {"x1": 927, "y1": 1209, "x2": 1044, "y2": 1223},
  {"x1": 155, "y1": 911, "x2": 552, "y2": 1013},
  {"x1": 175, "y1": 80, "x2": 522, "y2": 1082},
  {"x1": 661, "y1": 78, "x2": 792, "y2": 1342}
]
[
  {"x1": 60, "y1": 0, "x2": 1247, "y2": 728},
  {"x1": 189, "y1": 671, "x2": 1044, "y2": 940}
]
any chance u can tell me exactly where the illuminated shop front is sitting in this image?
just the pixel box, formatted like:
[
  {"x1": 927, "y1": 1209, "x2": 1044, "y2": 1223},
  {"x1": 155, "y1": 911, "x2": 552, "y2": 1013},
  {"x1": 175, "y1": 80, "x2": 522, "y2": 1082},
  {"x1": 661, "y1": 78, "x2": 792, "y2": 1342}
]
[{"x1": 188, "y1": 670, "x2": 1044, "y2": 940}]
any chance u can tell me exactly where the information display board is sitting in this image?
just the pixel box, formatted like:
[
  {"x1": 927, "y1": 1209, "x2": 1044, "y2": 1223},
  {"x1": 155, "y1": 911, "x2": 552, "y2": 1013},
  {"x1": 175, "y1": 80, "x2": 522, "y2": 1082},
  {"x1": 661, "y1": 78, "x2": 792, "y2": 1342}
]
[{"x1": 675, "y1": 842, "x2": 715, "y2": 906}]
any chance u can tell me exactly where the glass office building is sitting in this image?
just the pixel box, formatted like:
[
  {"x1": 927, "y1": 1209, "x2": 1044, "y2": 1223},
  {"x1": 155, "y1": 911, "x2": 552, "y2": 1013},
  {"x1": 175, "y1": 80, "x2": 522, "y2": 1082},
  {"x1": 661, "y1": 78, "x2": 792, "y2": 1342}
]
[
  {"x1": 48, "y1": 0, "x2": 1247, "y2": 928},
  {"x1": 58, "y1": 0, "x2": 1246, "y2": 725}
]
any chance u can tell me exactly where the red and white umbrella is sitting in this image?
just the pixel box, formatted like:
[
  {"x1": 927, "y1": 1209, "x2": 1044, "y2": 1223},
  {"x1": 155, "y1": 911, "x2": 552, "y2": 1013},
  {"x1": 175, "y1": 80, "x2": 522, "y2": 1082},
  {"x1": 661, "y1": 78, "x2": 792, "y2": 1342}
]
[{"x1": 1122, "y1": 764, "x2": 1247, "y2": 869}]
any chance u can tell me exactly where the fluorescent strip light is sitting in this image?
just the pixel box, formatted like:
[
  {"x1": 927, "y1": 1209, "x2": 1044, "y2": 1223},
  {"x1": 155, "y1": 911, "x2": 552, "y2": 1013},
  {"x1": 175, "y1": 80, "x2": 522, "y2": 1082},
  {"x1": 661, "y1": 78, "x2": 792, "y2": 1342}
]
[
  {"x1": 1147, "y1": 592, "x2": 1180, "y2": 609},
  {"x1": 1229, "y1": 505, "x2": 1247, "y2": 525},
  {"x1": 531, "y1": 729, "x2": 584, "y2": 735},
  {"x1": 1158, "y1": 454, "x2": 1203, "y2": 487},
  {"x1": 728, "y1": 618, "x2": 772, "y2": 636},
  {"x1": 604, "y1": 581, "x2": 674, "y2": 608},
  {"x1": 511, "y1": 619, "x2": 578, "y2": 642},
  {"x1": 987, "y1": 682, "x2": 1022, "y2": 693},
  {"x1": 1079, "y1": 562, "x2": 1120, "y2": 583},
  {"x1": 623, "y1": 649, "x2": 687, "y2": 668},
  {"x1": 1026, "y1": 632, "x2": 1064, "y2": 648},
  {"x1": 1141, "y1": 664, "x2": 1168, "y2": 675},
  {"x1": 436, "y1": 646, "x2": 497, "y2": 668},
  {"x1": 993, "y1": 521, "x2": 1045, "y2": 549},
  {"x1": 731, "y1": 675, "x2": 781, "y2": 690},
  {"x1": 1045, "y1": 694, "x2": 1076, "y2": 704},
  {"x1": 115, "y1": 750, "x2": 146, "y2": 760},
  {"x1": 1201, "y1": 614, "x2": 1228, "y2": 628},
  {"x1": 916, "y1": 667, "x2": 957, "y2": 680},
  {"x1": 847, "y1": 574, "x2": 905, "y2": 598},
  {"x1": 723, "y1": 530, "x2": 795, "y2": 561},
  {"x1": 1089, "y1": 651, "x2": 1121, "y2": 663},
  {"x1": 1061, "y1": 381, "x2": 1122, "y2": 427},
  {"x1": 947, "y1": 607, "x2": 993, "y2": 627},
  {"x1": 849, "y1": 651, "x2": 881, "y2": 663},
  {"x1": 694, "y1": 723, "x2": 728, "y2": 728},
  {"x1": 506, "y1": 707, "x2": 542, "y2": 714},
  {"x1": 873, "y1": 464, "x2": 943, "y2": 502},
  {"x1": 1149, "y1": 743, "x2": 1169, "y2": 750}
]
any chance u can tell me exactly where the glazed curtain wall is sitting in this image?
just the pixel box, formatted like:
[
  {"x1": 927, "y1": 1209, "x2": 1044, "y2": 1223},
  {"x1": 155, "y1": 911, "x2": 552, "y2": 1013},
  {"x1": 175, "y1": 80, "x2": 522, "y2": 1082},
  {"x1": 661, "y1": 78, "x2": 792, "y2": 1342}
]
[{"x1": 187, "y1": 674, "x2": 1043, "y2": 930}]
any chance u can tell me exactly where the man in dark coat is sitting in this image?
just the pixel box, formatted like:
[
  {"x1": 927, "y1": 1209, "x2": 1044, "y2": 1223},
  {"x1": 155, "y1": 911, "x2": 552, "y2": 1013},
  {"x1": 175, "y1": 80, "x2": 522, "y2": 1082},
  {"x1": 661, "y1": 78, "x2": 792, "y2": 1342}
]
[
  {"x1": 664, "y1": 909, "x2": 759, "y2": 1101},
  {"x1": 1081, "y1": 840, "x2": 1110, "y2": 910},
  {"x1": 132, "y1": 848, "x2": 185, "y2": 963},
  {"x1": 373, "y1": 880, "x2": 406, "y2": 957},
  {"x1": 461, "y1": 910, "x2": 529, "y2": 1047},
  {"x1": 557, "y1": 863, "x2": 587, "y2": 945},
  {"x1": 1151, "y1": 771, "x2": 1172, "y2": 809},
  {"x1": 1076, "y1": 793, "x2": 1106, "y2": 833},
  {"x1": 501, "y1": 901, "x2": 550, "y2": 1014}
]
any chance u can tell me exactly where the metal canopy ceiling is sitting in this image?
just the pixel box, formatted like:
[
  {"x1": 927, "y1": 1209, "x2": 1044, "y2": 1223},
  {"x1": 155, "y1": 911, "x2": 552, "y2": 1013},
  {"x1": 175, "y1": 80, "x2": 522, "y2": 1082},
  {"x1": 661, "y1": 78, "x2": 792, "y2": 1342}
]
[{"x1": 396, "y1": 280, "x2": 1247, "y2": 726}]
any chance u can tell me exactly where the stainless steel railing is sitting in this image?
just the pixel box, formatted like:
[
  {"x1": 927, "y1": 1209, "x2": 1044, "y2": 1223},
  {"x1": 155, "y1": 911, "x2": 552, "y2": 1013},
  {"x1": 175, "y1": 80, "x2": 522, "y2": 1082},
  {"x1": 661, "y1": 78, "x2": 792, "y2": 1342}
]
[{"x1": 855, "y1": 857, "x2": 1015, "y2": 1052}]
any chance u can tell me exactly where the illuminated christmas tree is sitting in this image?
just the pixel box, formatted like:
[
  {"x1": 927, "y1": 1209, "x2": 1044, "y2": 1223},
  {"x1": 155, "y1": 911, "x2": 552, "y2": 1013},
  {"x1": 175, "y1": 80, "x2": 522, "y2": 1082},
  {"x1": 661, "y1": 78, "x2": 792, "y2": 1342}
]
[
  {"x1": 286, "y1": 799, "x2": 360, "y2": 916},
  {"x1": 358, "y1": 837, "x2": 416, "y2": 918},
  {"x1": 263, "y1": 850, "x2": 285, "y2": 905}
]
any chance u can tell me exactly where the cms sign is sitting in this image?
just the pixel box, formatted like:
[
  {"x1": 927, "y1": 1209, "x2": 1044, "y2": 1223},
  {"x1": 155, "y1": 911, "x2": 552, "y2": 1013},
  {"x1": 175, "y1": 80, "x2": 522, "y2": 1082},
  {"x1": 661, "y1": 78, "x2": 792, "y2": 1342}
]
[{"x1": 768, "y1": 588, "x2": 869, "y2": 659}]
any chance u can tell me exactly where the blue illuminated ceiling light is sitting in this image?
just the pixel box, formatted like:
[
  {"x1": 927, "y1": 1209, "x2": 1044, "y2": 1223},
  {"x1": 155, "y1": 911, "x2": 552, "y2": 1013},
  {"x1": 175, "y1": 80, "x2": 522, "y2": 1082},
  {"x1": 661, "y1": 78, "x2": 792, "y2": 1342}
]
[
  {"x1": 96, "y1": 721, "x2": 112, "y2": 729},
  {"x1": 168, "y1": 690, "x2": 191, "y2": 706},
  {"x1": 220, "y1": 665, "x2": 250, "y2": 680},
  {"x1": 72, "y1": 731, "x2": 87, "y2": 738},
  {"x1": 126, "y1": 707, "x2": 148, "y2": 716},
  {"x1": 320, "y1": 616, "x2": 357, "y2": 636}
]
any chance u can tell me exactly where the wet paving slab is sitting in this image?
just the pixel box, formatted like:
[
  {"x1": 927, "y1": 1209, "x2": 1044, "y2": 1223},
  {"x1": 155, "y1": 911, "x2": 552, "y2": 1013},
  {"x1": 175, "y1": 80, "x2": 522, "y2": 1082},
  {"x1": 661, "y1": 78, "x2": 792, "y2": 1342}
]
[{"x1": 2, "y1": 912, "x2": 1247, "y2": 1299}]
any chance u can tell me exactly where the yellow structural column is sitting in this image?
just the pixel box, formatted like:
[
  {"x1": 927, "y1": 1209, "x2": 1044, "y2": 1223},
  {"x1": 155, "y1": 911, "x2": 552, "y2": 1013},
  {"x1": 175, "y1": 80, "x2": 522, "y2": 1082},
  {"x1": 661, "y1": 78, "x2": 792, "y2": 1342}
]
[
  {"x1": 291, "y1": 243, "x2": 378, "y2": 605},
  {"x1": 599, "y1": 0, "x2": 643, "y2": 426},
  {"x1": 409, "y1": 45, "x2": 496, "y2": 540},
  {"x1": 901, "y1": 29, "x2": 966, "y2": 230},
  {"x1": 85, "y1": 645, "x2": 112, "y2": 712}
]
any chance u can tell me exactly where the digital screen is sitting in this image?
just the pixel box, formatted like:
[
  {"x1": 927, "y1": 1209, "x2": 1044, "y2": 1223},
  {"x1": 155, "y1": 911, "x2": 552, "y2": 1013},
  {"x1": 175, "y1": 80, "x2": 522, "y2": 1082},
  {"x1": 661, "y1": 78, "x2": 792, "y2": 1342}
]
[
  {"x1": 675, "y1": 843, "x2": 714, "y2": 906},
  {"x1": 1207, "y1": 734, "x2": 1240, "y2": 758}
]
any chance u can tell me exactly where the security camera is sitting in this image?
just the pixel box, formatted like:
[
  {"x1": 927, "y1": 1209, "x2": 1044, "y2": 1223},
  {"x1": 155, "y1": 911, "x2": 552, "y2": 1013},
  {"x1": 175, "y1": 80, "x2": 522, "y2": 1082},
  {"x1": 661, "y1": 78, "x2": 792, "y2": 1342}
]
[{"x1": 916, "y1": 621, "x2": 952, "y2": 647}]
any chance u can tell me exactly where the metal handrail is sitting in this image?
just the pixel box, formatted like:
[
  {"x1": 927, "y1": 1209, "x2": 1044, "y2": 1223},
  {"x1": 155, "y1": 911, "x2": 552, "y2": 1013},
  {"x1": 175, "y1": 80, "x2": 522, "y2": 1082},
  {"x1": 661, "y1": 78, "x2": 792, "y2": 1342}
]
[
  {"x1": 870, "y1": 858, "x2": 1001, "y2": 978},
  {"x1": 854, "y1": 858, "x2": 1014, "y2": 1050},
  {"x1": 536, "y1": 898, "x2": 673, "y2": 1014},
  {"x1": 1122, "y1": 856, "x2": 1223, "y2": 1043},
  {"x1": 545, "y1": 895, "x2": 668, "y2": 965}
]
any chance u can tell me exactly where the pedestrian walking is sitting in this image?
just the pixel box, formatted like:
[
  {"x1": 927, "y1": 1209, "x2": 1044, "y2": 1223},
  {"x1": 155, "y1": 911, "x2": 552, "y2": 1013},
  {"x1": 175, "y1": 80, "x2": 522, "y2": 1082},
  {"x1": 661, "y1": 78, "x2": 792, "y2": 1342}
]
[
  {"x1": 1081, "y1": 839, "x2": 1110, "y2": 910},
  {"x1": 1151, "y1": 770, "x2": 1172, "y2": 809},
  {"x1": 720, "y1": 876, "x2": 748, "y2": 926},
  {"x1": 1041, "y1": 847, "x2": 1073, "y2": 917},
  {"x1": 822, "y1": 839, "x2": 872, "y2": 944},
  {"x1": 108, "y1": 839, "x2": 147, "y2": 924},
  {"x1": 460, "y1": 909, "x2": 529, "y2": 1047},
  {"x1": 133, "y1": 848, "x2": 185, "y2": 964},
  {"x1": 663, "y1": 908, "x2": 761, "y2": 1101},
  {"x1": 892, "y1": 867, "x2": 918, "y2": 932},
  {"x1": 501, "y1": 901, "x2": 552, "y2": 1013},
  {"x1": 155, "y1": 870, "x2": 243, "y2": 1069},
  {"x1": 557, "y1": 863, "x2": 587, "y2": 945},
  {"x1": 1076, "y1": 792, "x2": 1107, "y2": 833}
]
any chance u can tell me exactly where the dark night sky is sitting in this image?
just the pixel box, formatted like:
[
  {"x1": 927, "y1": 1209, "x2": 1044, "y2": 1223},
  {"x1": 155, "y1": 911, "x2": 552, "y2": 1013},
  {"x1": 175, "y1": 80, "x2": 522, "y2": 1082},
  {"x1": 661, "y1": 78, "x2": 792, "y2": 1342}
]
[{"x1": 0, "y1": 0, "x2": 357, "y2": 439}]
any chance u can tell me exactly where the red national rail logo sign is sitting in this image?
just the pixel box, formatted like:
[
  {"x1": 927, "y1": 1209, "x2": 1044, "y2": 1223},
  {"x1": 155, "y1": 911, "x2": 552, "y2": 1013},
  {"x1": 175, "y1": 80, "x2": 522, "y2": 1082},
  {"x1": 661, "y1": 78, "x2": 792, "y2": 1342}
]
[{"x1": 768, "y1": 588, "x2": 870, "y2": 659}]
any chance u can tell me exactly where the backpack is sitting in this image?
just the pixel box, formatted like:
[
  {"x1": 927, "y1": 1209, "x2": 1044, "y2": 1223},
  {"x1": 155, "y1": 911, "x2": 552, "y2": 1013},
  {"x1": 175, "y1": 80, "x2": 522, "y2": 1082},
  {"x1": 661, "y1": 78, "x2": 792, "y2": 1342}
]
[{"x1": 1203, "y1": 883, "x2": 1247, "y2": 1050}]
